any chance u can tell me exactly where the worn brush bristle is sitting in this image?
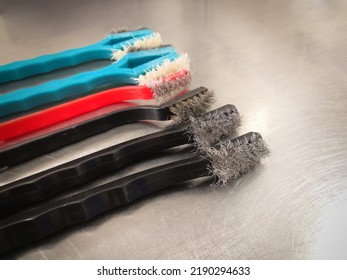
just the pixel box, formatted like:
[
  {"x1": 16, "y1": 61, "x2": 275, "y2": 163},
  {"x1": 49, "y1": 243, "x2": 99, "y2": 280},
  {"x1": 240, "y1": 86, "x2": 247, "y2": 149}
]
[
  {"x1": 112, "y1": 33, "x2": 164, "y2": 61},
  {"x1": 189, "y1": 105, "x2": 241, "y2": 148},
  {"x1": 149, "y1": 71, "x2": 192, "y2": 104},
  {"x1": 169, "y1": 88, "x2": 215, "y2": 123},
  {"x1": 110, "y1": 27, "x2": 148, "y2": 34},
  {"x1": 206, "y1": 133, "x2": 270, "y2": 186},
  {"x1": 135, "y1": 53, "x2": 190, "y2": 86}
]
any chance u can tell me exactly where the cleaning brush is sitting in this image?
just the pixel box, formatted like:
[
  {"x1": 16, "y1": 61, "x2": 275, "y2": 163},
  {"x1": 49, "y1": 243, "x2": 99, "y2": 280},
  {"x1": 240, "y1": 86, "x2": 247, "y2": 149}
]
[
  {"x1": 0, "y1": 132, "x2": 270, "y2": 254},
  {"x1": 0, "y1": 45, "x2": 184, "y2": 118},
  {"x1": 0, "y1": 104, "x2": 241, "y2": 216},
  {"x1": 0, "y1": 28, "x2": 155, "y2": 84},
  {"x1": 0, "y1": 67, "x2": 191, "y2": 142},
  {"x1": 0, "y1": 86, "x2": 215, "y2": 169}
]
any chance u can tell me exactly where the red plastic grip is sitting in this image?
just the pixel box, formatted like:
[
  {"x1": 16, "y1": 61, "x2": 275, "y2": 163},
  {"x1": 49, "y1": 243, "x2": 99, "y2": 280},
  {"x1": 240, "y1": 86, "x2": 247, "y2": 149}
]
[{"x1": 0, "y1": 86, "x2": 153, "y2": 142}]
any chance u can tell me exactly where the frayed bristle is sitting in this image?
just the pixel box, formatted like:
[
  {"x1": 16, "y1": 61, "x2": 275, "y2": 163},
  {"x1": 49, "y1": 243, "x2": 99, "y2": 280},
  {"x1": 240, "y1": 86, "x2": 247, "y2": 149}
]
[
  {"x1": 206, "y1": 133, "x2": 270, "y2": 186},
  {"x1": 112, "y1": 33, "x2": 164, "y2": 61},
  {"x1": 110, "y1": 27, "x2": 147, "y2": 34},
  {"x1": 149, "y1": 71, "x2": 192, "y2": 104},
  {"x1": 169, "y1": 89, "x2": 215, "y2": 123},
  {"x1": 188, "y1": 105, "x2": 241, "y2": 149},
  {"x1": 135, "y1": 53, "x2": 190, "y2": 86}
]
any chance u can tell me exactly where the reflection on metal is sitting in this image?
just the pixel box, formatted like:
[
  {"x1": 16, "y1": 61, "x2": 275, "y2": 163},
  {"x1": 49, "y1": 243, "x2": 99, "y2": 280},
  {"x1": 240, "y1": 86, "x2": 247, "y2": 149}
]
[{"x1": 1, "y1": 0, "x2": 347, "y2": 259}]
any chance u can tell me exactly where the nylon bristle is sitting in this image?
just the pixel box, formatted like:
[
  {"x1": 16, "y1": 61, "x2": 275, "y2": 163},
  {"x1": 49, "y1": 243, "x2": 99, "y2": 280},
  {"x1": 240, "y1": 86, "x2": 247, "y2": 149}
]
[
  {"x1": 205, "y1": 133, "x2": 270, "y2": 186},
  {"x1": 110, "y1": 27, "x2": 147, "y2": 34},
  {"x1": 111, "y1": 33, "x2": 164, "y2": 61},
  {"x1": 149, "y1": 71, "x2": 192, "y2": 104},
  {"x1": 169, "y1": 89, "x2": 215, "y2": 123},
  {"x1": 135, "y1": 53, "x2": 190, "y2": 86},
  {"x1": 188, "y1": 105, "x2": 241, "y2": 149}
]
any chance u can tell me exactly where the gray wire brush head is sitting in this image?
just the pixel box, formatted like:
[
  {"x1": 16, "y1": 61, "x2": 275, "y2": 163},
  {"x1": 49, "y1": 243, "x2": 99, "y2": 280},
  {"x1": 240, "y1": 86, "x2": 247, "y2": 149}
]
[
  {"x1": 206, "y1": 132, "x2": 270, "y2": 186},
  {"x1": 188, "y1": 104, "x2": 241, "y2": 148},
  {"x1": 169, "y1": 88, "x2": 216, "y2": 123}
]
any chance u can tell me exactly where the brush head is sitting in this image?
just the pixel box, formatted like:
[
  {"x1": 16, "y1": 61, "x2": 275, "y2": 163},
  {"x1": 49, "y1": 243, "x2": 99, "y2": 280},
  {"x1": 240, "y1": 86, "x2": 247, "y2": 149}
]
[
  {"x1": 149, "y1": 70, "x2": 192, "y2": 104},
  {"x1": 188, "y1": 105, "x2": 241, "y2": 148},
  {"x1": 112, "y1": 33, "x2": 165, "y2": 61},
  {"x1": 135, "y1": 53, "x2": 191, "y2": 87},
  {"x1": 205, "y1": 132, "x2": 270, "y2": 186},
  {"x1": 110, "y1": 27, "x2": 148, "y2": 34},
  {"x1": 168, "y1": 87, "x2": 216, "y2": 124}
]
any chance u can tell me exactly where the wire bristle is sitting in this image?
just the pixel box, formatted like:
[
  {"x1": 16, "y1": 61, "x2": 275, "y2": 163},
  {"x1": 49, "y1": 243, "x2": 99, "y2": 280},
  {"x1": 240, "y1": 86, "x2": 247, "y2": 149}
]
[
  {"x1": 135, "y1": 53, "x2": 190, "y2": 86},
  {"x1": 149, "y1": 71, "x2": 192, "y2": 104},
  {"x1": 189, "y1": 105, "x2": 241, "y2": 148},
  {"x1": 111, "y1": 33, "x2": 164, "y2": 61},
  {"x1": 205, "y1": 133, "x2": 270, "y2": 186},
  {"x1": 169, "y1": 89, "x2": 215, "y2": 123}
]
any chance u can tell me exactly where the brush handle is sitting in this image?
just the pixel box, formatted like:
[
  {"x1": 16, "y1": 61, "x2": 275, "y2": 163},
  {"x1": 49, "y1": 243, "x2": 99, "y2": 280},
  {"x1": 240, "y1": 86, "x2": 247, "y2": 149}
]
[
  {"x1": 0, "y1": 86, "x2": 153, "y2": 142},
  {"x1": 0, "y1": 29, "x2": 153, "y2": 84},
  {"x1": 0, "y1": 47, "x2": 178, "y2": 118},
  {"x1": 0, "y1": 154, "x2": 209, "y2": 254},
  {"x1": 0, "y1": 87, "x2": 206, "y2": 168},
  {"x1": 0, "y1": 70, "x2": 189, "y2": 142},
  {"x1": 0, "y1": 124, "x2": 190, "y2": 216},
  {"x1": 0, "y1": 67, "x2": 133, "y2": 118},
  {"x1": 0, "y1": 105, "x2": 171, "y2": 168}
]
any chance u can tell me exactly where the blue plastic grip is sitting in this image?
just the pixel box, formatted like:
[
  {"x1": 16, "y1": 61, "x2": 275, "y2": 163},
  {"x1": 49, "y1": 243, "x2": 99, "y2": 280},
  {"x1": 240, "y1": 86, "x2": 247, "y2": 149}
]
[
  {"x1": 0, "y1": 47, "x2": 179, "y2": 118},
  {"x1": 0, "y1": 29, "x2": 153, "y2": 84}
]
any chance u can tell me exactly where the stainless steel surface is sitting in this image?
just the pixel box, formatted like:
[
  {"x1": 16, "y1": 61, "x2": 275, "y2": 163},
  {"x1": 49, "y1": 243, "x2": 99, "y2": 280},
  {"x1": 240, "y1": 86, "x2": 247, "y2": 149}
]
[{"x1": 1, "y1": 0, "x2": 347, "y2": 259}]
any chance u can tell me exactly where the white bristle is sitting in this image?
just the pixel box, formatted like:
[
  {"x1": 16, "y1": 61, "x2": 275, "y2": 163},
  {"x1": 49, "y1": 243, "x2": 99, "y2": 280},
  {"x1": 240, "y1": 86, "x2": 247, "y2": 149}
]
[
  {"x1": 135, "y1": 53, "x2": 191, "y2": 86},
  {"x1": 110, "y1": 27, "x2": 147, "y2": 34},
  {"x1": 111, "y1": 33, "x2": 163, "y2": 61}
]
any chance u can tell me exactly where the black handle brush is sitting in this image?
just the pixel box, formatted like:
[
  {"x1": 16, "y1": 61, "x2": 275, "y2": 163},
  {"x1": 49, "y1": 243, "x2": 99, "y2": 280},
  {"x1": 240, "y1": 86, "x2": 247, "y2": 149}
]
[
  {"x1": 0, "y1": 105, "x2": 241, "y2": 216},
  {"x1": 0, "y1": 132, "x2": 269, "y2": 254},
  {"x1": 0, "y1": 86, "x2": 214, "y2": 169}
]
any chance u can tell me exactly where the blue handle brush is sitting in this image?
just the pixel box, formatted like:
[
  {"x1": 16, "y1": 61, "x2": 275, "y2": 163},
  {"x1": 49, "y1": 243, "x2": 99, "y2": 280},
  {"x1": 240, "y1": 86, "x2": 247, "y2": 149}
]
[
  {"x1": 0, "y1": 28, "x2": 154, "y2": 84},
  {"x1": 0, "y1": 46, "x2": 180, "y2": 118}
]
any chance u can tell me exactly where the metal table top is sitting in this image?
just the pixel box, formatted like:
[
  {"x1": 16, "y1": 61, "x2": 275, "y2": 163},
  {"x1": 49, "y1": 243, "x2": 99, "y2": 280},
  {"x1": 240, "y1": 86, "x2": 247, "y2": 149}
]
[{"x1": 0, "y1": 0, "x2": 346, "y2": 259}]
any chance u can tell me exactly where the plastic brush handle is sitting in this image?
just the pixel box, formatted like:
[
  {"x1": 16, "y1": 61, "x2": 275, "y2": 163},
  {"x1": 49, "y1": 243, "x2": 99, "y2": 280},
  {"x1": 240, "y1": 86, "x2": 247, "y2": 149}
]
[
  {"x1": 0, "y1": 154, "x2": 210, "y2": 254},
  {"x1": 0, "y1": 71, "x2": 187, "y2": 142},
  {"x1": 0, "y1": 123, "x2": 191, "y2": 216},
  {"x1": 0, "y1": 85, "x2": 153, "y2": 141},
  {"x1": 0, "y1": 46, "x2": 178, "y2": 118},
  {"x1": 0, "y1": 104, "x2": 231, "y2": 216},
  {"x1": 0, "y1": 29, "x2": 153, "y2": 84},
  {"x1": 0, "y1": 87, "x2": 207, "y2": 169},
  {"x1": 0, "y1": 105, "x2": 170, "y2": 167}
]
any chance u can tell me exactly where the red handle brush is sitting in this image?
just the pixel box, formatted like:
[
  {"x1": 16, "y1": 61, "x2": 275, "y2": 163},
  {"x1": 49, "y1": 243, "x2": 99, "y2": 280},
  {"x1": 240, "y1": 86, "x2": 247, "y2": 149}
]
[{"x1": 0, "y1": 69, "x2": 191, "y2": 142}]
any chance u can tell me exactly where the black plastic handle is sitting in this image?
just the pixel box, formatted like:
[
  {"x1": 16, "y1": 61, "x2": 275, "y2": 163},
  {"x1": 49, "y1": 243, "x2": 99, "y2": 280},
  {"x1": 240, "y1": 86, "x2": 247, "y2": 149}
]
[
  {"x1": 0, "y1": 123, "x2": 190, "y2": 216},
  {"x1": 0, "y1": 103, "x2": 236, "y2": 217},
  {"x1": 0, "y1": 155, "x2": 209, "y2": 254}
]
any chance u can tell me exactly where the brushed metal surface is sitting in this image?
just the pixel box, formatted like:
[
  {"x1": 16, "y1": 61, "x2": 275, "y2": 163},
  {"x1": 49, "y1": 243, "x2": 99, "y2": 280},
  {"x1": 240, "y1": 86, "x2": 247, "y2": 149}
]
[{"x1": 0, "y1": 0, "x2": 347, "y2": 259}]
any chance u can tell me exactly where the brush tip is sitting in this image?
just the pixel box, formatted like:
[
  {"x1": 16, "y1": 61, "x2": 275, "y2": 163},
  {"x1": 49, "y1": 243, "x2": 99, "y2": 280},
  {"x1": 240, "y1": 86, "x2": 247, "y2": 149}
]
[
  {"x1": 168, "y1": 87, "x2": 215, "y2": 123},
  {"x1": 111, "y1": 33, "x2": 164, "y2": 61},
  {"x1": 135, "y1": 53, "x2": 191, "y2": 86},
  {"x1": 189, "y1": 104, "x2": 241, "y2": 148},
  {"x1": 109, "y1": 26, "x2": 148, "y2": 34},
  {"x1": 149, "y1": 70, "x2": 192, "y2": 104},
  {"x1": 206, "y1": 132, "x2": 270, "y2": 186}
]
